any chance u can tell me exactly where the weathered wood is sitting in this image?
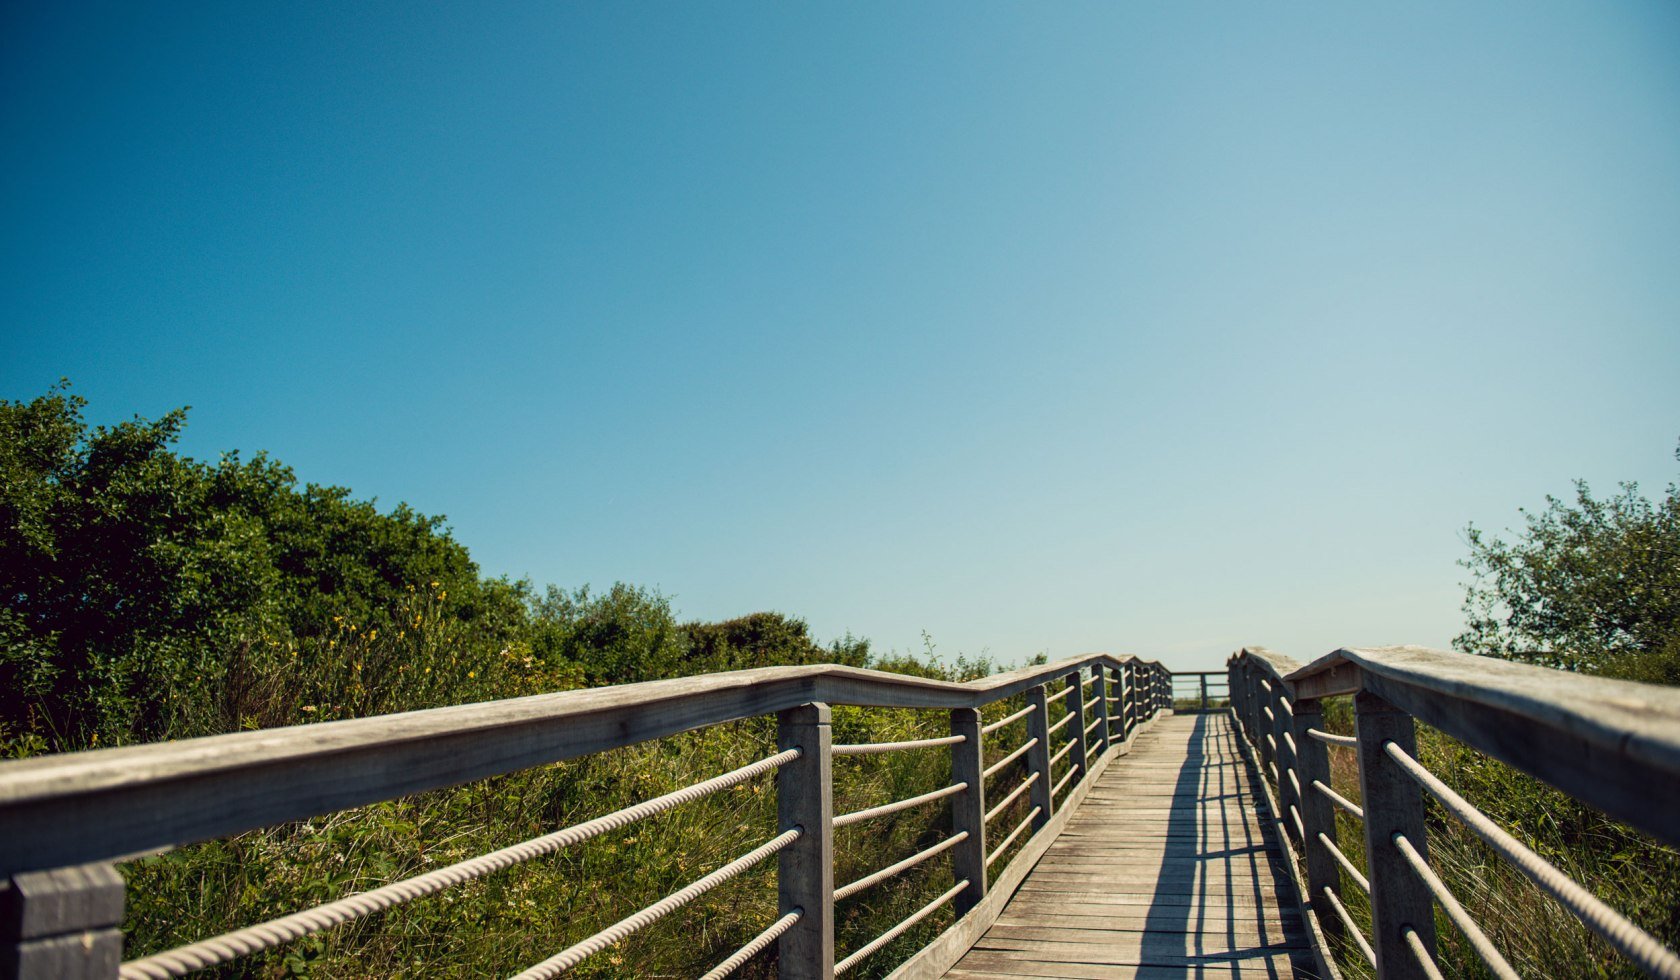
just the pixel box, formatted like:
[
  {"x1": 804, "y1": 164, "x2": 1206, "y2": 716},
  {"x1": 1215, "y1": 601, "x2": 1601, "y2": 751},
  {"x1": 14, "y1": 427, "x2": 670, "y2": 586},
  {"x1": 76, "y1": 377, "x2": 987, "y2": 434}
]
[
  {"x1": 883, "y1": 711, "x2": 1158, "y2": 980},
  {"x1": 1024, "y1": 686, "x2": 1054, "y2": 829},
  {"x1": 1355, "y1": 690, "x2": 1435, "y2": 980},
  {"x1": 1289, "y1": 697, "x2": 1344, "y2": 948},
  {"x1": 1091, "y1": 669, "x2": 1111, "y2": 753},
  {"x1": 0, "y1": 863, "x2": 124, "y2": 980},
  {"x1": 1064, "y1": 672, "x2": 1087, "y2": 789},
  {"x1": 941, "y1": 715, "x2": 1316, "y2": 980},
  {"x1": 1286, "y1": 645, "x2": 1680, "y2": 849},
  {"x1": 0, "y1": 654, "x2": 1169, "y2": 876},
  {"x1": 778, "y1": 702, "x2": 834, "y2": 980},
  {"x1": 1269, "y1": 685, "x2": 1303, "y2": 849},
  {"x1": 1119, "y1": 663, "x2": 1136, "y2": 740},
  {"x1": 950, "y1": 708, "x2": 987, "y2": 915}
]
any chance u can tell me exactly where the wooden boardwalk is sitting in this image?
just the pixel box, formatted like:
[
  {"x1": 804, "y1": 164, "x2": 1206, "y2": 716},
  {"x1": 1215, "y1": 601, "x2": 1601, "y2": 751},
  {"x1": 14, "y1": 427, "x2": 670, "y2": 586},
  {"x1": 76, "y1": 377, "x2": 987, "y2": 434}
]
[{"x1": 944, "y1": 713, "x2": 1318, "y2": 979}]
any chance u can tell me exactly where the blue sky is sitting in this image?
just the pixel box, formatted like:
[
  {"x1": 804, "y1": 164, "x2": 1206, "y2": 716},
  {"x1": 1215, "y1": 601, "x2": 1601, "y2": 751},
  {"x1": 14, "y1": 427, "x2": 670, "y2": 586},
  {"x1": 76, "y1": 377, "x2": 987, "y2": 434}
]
[{"x1": 4, "y1": 2, "x2": 1678, "y2": 671}]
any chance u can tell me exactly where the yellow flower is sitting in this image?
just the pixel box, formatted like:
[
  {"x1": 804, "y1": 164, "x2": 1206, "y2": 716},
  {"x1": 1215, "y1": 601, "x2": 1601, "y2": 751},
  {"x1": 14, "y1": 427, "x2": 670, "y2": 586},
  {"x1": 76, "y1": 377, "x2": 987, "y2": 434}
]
[{"x1": 467, "y1": 671, "x2": 476, "y2": 679}]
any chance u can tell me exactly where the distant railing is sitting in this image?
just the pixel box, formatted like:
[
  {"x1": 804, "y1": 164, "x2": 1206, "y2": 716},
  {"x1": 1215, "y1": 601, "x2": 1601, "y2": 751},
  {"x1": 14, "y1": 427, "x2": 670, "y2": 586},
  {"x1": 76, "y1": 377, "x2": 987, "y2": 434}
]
[
  {"x1": 1169, "y1": 670, "x2": 1229, "y2": 712},
  {"x1": 1228, "y1": 645, "x2": 1680, "y2": 980},
  {"x1": 0, "y1": 654, "x2": 1174, "y2": 979}
]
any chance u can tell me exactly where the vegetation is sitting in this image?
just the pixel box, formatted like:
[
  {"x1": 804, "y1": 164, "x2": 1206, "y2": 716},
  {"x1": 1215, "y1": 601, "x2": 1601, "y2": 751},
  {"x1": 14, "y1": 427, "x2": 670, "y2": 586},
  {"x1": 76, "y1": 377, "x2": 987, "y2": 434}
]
[
  {"x1": 1457, "y1": 443, "x2": 1680, "y2": 683},
  {"x1": 1308, "y1": 443, "x2": 1680, "y2": 978},
  {"x1": 0, "y1": 383, "x2": 1034, "y2": 978},
  {"x1": 10, "y1": 379, "x2": 1677, "y2": 977}
]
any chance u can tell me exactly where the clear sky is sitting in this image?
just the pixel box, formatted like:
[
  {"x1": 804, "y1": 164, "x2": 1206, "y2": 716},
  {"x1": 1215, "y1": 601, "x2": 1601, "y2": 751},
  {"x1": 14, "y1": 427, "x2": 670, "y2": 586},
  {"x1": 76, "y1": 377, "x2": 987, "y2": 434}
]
[{"x1": 4, "y1": 2, "x2": 1678, "y2": 672}]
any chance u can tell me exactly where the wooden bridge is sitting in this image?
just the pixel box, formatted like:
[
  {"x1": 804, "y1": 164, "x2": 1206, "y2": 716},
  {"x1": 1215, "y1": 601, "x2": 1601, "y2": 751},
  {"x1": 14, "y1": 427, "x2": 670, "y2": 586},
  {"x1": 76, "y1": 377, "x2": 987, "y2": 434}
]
[{"x1": 2, "y1": 647, "x2": 1679, "y2": 979}]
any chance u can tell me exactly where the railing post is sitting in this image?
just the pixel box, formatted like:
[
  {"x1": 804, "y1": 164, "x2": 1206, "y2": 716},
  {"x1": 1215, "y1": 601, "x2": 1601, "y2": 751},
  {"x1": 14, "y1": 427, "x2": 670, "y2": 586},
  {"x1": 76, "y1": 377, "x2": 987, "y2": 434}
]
[
  {"x1": 1118, "y1": 662, "x2": 1134, "y2": 739},
  {"x1": 1256, "y1": 677, "x2": 1277, "y2": 778},
  {"x1": 1025, "y1": 684, "x2": 1054, "y2": 828},
  {"x1": 0, "y1": 863, "x2": 124, "y2": 979},
  {"x1": 1092, "y1": 665, "x2": 1111, "y2": 752},
  {"x1": 949, "y1": 707, "x2": 987, "y2": 914},
  {"x1": 1289, "y1": 696, "x2": 1345, "y2": 947},
  {"x1": 1064, "y1": 672, "x2": 1087, "y2": 786},
  {"x1": 1354, "y1": 690, "x2": 1436, "y2": 980},
  {"x1": 777, "y1": 702, "x2": 834, "y2": 980},
  {"x1": 1200, "y1": 674, "x2": 1208, "y2": 712},
  {"x1": 1229, "y1": 660, "x2": 1246, "y2": 734},
  {"x1": 1271, "y1": 684, "x2": 1304, "y2": 849}
]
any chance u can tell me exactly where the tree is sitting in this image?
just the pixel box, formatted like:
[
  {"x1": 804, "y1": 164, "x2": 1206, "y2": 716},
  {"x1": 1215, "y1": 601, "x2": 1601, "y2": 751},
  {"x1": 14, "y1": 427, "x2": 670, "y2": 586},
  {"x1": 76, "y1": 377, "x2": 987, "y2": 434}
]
[
  {"x1": 1456, "y1": 443, "x2": 1680, "y2": 684},
  {"x1": 0, "y1": 382, "x2": 518, "y2": 747}
]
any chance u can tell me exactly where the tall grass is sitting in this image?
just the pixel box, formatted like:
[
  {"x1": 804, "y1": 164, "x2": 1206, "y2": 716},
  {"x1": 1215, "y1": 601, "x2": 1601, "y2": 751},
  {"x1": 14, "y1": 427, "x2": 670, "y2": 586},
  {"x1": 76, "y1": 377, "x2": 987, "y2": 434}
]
[
  {"x1": 1304, "y1": 698, "x2": 1680, "y2": 979},
  {"x1": 87, "y1": 595, "x2": 1038, "y2": 978}
]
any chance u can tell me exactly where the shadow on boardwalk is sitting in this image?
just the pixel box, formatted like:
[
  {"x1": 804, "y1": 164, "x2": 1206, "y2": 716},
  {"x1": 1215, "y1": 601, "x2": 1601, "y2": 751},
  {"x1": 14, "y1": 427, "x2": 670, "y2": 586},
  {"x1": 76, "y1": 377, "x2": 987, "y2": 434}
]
[{"x1": 945, "y1": 714, "x2": 1319, "y2": 979}]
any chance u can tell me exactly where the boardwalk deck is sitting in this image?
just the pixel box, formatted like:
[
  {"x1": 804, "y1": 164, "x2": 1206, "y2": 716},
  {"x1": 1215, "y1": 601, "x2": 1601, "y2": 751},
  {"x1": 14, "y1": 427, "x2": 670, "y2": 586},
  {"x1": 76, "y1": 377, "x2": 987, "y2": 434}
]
[{"x1": 943, "y1": 713, "x2": 1318, "y2": 979}]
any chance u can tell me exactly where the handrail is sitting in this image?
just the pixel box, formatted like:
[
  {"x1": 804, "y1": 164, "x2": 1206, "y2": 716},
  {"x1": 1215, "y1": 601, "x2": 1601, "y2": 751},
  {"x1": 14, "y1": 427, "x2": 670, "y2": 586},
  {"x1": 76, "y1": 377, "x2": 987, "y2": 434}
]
[
  {"x1": 1228, "y1": 644, "x2": 1680, "y2": 980},
  {"x1": 982, "y1": 737, "x2": 1037, "y2": 780},
  {"x1": 833, "y1": 734, "x2": 966, "y2": 755},
  {"x1": 834, "y1": 832, "x2": 968, "y2": 902},
  {"x1": 1283, "y1": 644, "x2": 1680, "y2": 845},
  {"x1": 0, "y1": 651, "x2": 1178, "y2": 979},
  {"x1": 116, "y1": 747, "x2": 800, "y2": 978},
  {"x1": 0, "y1": 652, "x2": 1161, "y2": 875},
  {"x1": 986, "y1": 807, "x2": 1039, "y2": 866},
  {"x1": 981, "y1": 703, "x2": 1033, "y2": 734},
  {"x1": 1386, "y1": 739, "x2": 1680, "y2": 977},
  {"x1": 833, "y1": 781, "x2": 966, "y2": 829},
  {"x1": 511, "y1": 828, "x2": 802, "y2": 980}
]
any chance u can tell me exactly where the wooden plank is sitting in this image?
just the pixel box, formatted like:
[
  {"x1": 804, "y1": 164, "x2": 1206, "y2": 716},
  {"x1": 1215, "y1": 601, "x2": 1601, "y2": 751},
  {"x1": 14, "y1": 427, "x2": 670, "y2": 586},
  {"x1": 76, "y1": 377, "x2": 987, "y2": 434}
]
[
  {"x1": 882, "y1": 713, "x2": 1167, "y2": 980},
  {"x1": 944, "y1": 715, "x2": 1318, "y2": 980},
  {"x1": 1284, "y1": 644, "x2": 1680, "y2": 848},
  {"x1": 0, "y1": 653, "x2": 1172, "y2": 876}
]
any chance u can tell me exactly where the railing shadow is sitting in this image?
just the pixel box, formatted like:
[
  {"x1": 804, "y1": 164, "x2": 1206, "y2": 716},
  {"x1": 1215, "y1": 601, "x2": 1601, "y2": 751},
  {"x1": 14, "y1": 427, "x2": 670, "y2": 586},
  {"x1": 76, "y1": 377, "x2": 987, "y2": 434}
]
[{"x1": 1139, "y1": 714, "x2": 1316, "y2": 978}]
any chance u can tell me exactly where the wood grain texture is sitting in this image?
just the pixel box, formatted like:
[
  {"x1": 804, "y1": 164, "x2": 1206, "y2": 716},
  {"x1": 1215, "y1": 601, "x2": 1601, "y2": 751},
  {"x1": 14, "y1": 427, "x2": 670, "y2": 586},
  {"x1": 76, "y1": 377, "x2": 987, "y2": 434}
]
[
  {"x1": 941, "y1": 714, "x2": 1319, "y2": 979},
  {"x1": 778, "y1": 702, "x2": 834, "y2": 979},
  {"x1": 1354, "y1": 692, "x2": 1435, "y2": 980},
  {"x1": 0, "y1": 654, "x2": 1168, "y2": 876},
  {"x1": 882, "y1": 708, "x2": 1167, "y2": 980},
  {"x1": 1279, "y1": 645, "x2": 1680, "y2": 848}
]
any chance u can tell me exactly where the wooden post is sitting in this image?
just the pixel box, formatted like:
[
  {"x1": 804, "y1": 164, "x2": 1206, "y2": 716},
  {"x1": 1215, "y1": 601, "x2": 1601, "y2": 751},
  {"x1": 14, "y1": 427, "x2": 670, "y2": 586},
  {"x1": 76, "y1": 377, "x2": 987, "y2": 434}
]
[
  {"x1": 1271, "y1": 684, "x2": 1304, "y2": 848},
  {"x1": 1025, "y1": 684, "x2": 1054, "y2": 828},
  {"x1": 1228, "y1": 661, "x2": 1245, "y2": 734},
  {"x1": 1065, "y1": 671, "x2": 1087, "y2": 786},
  {"x1": 1200, "y1": 674, "x2": 1209, "y2": 712},
  {"x1": 1119, "y1": 662, "x2": 1135, "y2": 740},
  {"x1": 949, "y1": 708, "x2": 987, "y2": 914},
  {"x1": 1290, "y1": 696, "x2": 1344, "y2": 946},
  {"x1": 1092, "y1": 665, "x2": 1111, "y2": 752},
  {"x1": 777, "y1": 702, "x2": 834, "y2": 979},
  {"x1": 0, "y1": 863, "x2": 124, "y2": 979},
  {"x1": 1354, "y1": 690, "x2": 1436, "y2": 980},
  {"x1": 1256, "y1": 677, "x2": 1277, "y2": 778}
]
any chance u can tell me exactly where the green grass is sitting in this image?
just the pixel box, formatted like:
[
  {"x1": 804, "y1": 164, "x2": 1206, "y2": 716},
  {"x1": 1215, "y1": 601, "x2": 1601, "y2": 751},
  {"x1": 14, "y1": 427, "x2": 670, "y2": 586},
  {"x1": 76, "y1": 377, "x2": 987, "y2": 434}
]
[{"x1": 1300, "y1": 698, "x2": 1680, "y2": 979}]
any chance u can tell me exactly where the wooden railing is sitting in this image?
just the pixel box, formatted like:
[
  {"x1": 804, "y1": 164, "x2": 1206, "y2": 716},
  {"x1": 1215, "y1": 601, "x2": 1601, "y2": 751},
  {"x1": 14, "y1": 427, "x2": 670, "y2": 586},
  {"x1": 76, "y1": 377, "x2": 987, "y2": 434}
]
[
  {"x1": 1169, "y1": 670, "x2": 1229, "y2": 712},
  {"x1": 0, "y1": 654, "x2": 1173, "y2": 979},
  {"x1": 1228, "y1": 645, "x2": 1680, "y2": 980}
]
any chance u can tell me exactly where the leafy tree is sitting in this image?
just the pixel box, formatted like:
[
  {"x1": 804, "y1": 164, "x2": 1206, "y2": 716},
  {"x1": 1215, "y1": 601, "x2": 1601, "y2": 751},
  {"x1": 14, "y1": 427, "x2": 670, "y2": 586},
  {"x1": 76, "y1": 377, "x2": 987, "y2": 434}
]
[
  {"x1": 1456, "y1": 443, "x2": 1680, "y2": 684},
  {"x1": 0, "y1": 382, "x2": 515, "y2": 747},
  {"x1": 683, "y1": 612, "x2": 870, "y2": 673}
]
